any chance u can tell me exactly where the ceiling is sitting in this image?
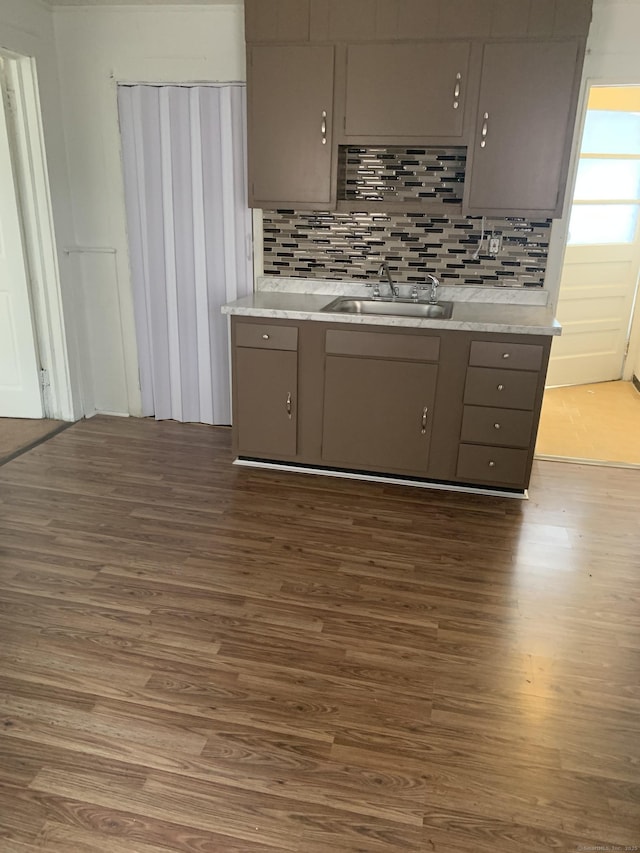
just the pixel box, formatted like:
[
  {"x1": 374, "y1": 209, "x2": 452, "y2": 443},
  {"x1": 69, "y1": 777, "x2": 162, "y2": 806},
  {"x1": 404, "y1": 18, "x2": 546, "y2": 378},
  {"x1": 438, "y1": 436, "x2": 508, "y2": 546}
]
[{"x1": 50, "y1": 0, "x2": 243, "y2": 5}]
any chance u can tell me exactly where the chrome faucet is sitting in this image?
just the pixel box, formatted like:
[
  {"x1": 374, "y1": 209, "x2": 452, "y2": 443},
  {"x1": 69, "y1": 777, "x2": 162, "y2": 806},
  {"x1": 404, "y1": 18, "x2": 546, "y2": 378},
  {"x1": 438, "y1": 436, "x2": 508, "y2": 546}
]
[
  {"x1": 425, "y1": 274, "x2": 440, "y2": 304},
  {"x1": 378, "y1": 261, "x2": 399, "y2": 299}
]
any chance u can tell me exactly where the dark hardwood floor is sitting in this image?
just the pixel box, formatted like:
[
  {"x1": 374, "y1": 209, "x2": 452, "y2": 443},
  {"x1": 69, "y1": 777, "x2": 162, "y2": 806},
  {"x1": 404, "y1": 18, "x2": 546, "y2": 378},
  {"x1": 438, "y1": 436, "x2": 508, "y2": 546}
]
[{"x1": 0, "y1": 415, "x2": 638, "y2": 852}]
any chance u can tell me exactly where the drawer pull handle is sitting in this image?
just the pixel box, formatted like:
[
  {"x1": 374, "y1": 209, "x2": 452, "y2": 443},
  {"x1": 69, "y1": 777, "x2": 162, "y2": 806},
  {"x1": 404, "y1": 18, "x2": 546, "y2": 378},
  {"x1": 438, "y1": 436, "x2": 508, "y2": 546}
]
[
  {"x1": 493, "y1": 423, "x2": 501, "y2": 430},
  {"x1": 502, "y1": 353, "x2": 510, "y2": 359},
  {"x1": 286, "y1": 392, "x2": 293, "y2": 419},
  {"x1": 488, "y1": 461, "x2": 496, "y2": 468},
  {"x1": 421, "y1": 406, "x2": 429, "y2": 435},
  {"x1": 497, "y1": 384, "x2": 504, "y2": 392},
  {"x1": 262, "y1": 334, "x2": 270, "y2": 340},
  {"x1": 321, "y1": 110, "x2": 327, "y2": 145}
]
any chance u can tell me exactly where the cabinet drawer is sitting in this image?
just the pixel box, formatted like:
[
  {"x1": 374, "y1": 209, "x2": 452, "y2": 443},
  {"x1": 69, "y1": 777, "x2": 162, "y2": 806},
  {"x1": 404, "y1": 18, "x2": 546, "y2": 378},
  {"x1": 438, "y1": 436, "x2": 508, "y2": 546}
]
[
  {"x1": 469, "y1": 341, "x2": 544, "y2": 371},
  {"x1": 326, "y1": 330, "x2": 439, "y2": 361},
  {"x1": 457, "y1": 444, "x2": 529, "y2": 487},
  {"x1": 460, "y1": 406, "x2": 534, "y2": 448},
  {"x1": 464, "y1": 367, "x2": 539, "y2": 410},
  {"x1": 236, "y1": 323, "x2": 298, "y2": 351}
]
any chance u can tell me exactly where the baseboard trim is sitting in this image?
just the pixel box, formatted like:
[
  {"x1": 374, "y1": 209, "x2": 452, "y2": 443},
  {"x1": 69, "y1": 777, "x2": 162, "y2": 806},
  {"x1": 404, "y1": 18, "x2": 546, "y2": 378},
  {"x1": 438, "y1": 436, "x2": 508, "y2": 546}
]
[
  {"x1": 535, "y1": 453, "x2": 640, "y2": 470},
  {"x1": 633, "y1": 374, "x2": 640, "y2": 394},
  {"x1": 233, "y1": 458, "x2": 528, "y2": 500}
]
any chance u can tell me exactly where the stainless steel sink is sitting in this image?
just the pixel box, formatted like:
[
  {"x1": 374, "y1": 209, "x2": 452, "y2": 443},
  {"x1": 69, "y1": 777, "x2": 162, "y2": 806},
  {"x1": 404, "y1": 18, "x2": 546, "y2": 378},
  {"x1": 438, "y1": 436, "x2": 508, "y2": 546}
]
[{"x1": 322, "y1": 297, "x2": 454, "y2": 320}]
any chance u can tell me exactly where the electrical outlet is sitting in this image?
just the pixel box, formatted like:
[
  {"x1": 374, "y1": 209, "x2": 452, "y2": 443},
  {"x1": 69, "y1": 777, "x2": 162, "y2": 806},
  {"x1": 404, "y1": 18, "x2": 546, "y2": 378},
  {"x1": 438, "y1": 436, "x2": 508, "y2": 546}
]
[{"x1": 488, "y1": 235, "x2": 502, "y2": 255}]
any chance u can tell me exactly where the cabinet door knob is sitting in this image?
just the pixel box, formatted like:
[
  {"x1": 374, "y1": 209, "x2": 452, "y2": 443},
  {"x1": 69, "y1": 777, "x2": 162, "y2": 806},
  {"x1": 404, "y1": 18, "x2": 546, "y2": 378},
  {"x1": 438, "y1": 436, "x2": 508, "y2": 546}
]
[
  {"x1": 453, "y1": 72, "x2": 462, "y2": 110},
  {"x1": 321, "y1": 110, "x2": 327, "y2": 145},
  {"x1": 421, "y1": 406, "x2": 429, "y2": 435},
  {"x1": 502, "y1": 352, "x2": 510, "y2": 359},
  {"x1": 262, "y1": 334, "x2": 270, "y2": 340},
  {"x1": 494, "y1": 423, "x2": 501, "y2": 430},
  {"x1": 480, "y1": 112, "x2": 489, "y2": 148},
  {"x1": 488, "y1": 461, "x2": 496, "y2": 468},
  {"x1": 497, "y1": 384, "x2": 504, "y2": 392},
  {"x1": 286, "y1": 392, "x2": 292, "y2": 419}
]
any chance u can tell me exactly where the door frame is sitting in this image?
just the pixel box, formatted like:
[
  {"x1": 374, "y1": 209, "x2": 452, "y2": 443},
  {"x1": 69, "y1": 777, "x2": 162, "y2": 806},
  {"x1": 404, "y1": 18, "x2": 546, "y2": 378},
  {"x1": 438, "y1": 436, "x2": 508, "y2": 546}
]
[
  {"x1": 546, "y1": 76, "x2": 640, "y2": 386},
  {"x1": 0, "y1": 51, "x2": 76, "y2": 421}
]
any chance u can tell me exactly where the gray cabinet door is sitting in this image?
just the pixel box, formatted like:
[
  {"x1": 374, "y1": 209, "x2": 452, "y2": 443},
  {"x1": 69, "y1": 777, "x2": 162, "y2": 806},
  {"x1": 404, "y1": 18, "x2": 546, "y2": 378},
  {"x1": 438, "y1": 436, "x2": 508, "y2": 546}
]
[
  {"x1": 345, "y1": 42, "x2": 470, "y2": 138},
  {"x1": 235, "y1": 348, "x2": 298, "y2": 458},
  {"x1": 466, "y1": 40, "x2": 580, "y2": 215},
  {"x1": 322, "y1": 356, "x2": 438, "y2": 474},
  {"x1": 248, "y1": 45, "x2": 335, "y2": 207}
]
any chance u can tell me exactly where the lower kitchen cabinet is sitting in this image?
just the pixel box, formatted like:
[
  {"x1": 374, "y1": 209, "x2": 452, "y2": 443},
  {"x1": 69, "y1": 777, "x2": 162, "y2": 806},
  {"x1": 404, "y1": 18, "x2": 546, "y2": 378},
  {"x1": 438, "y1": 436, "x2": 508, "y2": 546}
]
[
  {"x1": 322, "y1": 356, "x2": 438, "y2": 474},
  {"x1": 230, "y1": 317, "x2": 552, "y2": 492},
  {"x1": 234, "y1": 346, "x2": 298, "y2": 459}
]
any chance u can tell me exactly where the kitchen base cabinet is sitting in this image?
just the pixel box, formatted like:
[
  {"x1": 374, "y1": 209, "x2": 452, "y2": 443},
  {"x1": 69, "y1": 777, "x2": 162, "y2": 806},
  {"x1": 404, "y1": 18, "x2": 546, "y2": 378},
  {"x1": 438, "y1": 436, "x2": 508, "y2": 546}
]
[
  {"x1": 234, "y1": 347, "x2": 298, "y2": 460},
  {"x1": 457, "y1": 338, "x2": 549, "y2": 488},
  {"x1": 232, "y1": 319, "x2": 303, "y2": 462},
  {"x1": 230, "y1": 316, "x2": 552, "y2": 493},
  {"x1": 322, "y1": 356, "x2": 438, "y2": 474}
]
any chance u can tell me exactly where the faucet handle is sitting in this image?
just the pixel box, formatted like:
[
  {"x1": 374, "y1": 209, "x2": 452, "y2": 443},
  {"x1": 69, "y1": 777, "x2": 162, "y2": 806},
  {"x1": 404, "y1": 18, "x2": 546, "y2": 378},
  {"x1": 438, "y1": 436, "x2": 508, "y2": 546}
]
[{"x1": 366, "y1": 282, "x2": 381, "y2": 299}]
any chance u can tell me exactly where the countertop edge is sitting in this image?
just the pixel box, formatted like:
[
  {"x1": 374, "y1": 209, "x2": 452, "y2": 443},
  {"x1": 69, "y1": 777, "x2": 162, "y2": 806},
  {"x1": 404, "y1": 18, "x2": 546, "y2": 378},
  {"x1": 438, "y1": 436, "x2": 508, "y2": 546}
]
[{"x1": 221, "y1": 303, "x2": 562, "y2": 337}]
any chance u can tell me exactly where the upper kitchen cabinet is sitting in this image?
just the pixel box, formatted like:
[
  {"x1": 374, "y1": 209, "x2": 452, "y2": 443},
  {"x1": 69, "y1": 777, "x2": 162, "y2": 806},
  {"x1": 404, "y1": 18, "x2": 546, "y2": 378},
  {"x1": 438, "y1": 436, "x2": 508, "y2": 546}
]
[
  {"x1": 465, "y1": 40, "x2": 583, "y2": 217},
  {"x1": 244, "y1": 0, "x2": 310, "y2": 43},
  {"x1": 344, "y1": 42, "x2": 471, "y2": 139},
  {"x1": 247, "y1": 45, "x2": 335, "y2": 209}
]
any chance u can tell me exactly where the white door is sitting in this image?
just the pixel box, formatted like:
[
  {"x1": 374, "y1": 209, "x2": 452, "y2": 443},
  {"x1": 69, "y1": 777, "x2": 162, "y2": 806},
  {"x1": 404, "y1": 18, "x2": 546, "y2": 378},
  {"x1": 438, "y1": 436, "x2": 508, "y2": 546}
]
[
  {"x1": 547, "y1": 87, "x2": 640, "y2": 388},
  {"x1": 0, "y1": 84, "x2": 43, "y2": 418}
]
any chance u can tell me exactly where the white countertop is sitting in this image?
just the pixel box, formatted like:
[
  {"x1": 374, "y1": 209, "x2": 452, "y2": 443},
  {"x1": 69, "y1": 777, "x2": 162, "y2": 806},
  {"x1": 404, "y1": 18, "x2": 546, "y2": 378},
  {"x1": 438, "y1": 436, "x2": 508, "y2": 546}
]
[{"x1": 222, "y1": 290, "x2": 562, "y2": 336}]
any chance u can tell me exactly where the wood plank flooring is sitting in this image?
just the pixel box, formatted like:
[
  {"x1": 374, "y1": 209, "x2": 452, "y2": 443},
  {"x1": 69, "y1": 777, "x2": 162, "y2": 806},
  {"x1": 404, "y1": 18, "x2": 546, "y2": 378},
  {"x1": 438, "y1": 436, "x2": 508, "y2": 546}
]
[{"x1": 0, "y1": 415, "x2": 639, "y2": 852}]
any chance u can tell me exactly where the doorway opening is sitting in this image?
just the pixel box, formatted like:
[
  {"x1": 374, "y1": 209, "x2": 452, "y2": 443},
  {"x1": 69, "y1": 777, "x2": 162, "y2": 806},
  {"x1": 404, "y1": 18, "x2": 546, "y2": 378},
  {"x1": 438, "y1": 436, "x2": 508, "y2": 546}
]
[{"x1": 537, "y1": 84, "x2": 640, "y2": 466}]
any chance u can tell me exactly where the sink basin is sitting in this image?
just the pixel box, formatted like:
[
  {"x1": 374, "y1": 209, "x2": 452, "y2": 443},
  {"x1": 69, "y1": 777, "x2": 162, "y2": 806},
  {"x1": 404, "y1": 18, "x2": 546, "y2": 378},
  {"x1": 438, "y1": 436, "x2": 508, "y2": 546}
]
[{"x1": 322, "y1": 297, "x2": 454, "y2": 320}]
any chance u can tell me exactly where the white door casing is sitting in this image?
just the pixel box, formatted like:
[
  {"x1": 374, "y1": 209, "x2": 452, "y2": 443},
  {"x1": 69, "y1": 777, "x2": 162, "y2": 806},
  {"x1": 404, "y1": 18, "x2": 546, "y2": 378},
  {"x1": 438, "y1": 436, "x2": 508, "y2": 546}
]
[{"x1": 0, "y1": 83, "x2": 43, "y2": 418}]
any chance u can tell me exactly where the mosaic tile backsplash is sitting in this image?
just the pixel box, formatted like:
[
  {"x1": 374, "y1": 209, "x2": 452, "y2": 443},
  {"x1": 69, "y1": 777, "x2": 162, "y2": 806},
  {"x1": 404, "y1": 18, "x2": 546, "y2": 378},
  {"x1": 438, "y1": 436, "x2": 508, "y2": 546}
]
[
  {"x1": 263, "y1": 211, "x2": 551, "y2": 288},
  {"x1": 339, "y1": 146, "x2": 466, "y2": 205}
]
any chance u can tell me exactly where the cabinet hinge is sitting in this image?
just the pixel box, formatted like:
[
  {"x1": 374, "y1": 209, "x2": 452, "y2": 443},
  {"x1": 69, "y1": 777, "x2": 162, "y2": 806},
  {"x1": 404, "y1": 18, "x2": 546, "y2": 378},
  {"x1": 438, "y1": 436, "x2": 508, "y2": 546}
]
[{"x1": 624, "y1": 339, "x2": 630, "y2": 358}]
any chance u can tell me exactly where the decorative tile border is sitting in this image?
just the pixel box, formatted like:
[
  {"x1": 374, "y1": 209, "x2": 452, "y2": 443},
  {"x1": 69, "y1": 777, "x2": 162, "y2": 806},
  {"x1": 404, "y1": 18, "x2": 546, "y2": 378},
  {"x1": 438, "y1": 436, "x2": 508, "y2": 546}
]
[
  {"x1": 338, "y1": 146, "x2": 466, "y2": 205},
  {"x1": 263, "y1": 210, "x2": 551, "y2": 288}
]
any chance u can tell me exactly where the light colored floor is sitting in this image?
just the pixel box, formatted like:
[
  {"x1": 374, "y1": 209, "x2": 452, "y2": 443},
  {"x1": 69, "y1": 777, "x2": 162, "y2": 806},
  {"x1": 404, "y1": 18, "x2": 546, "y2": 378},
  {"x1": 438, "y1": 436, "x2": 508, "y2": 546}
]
[
  {"x1": 0, "y1": 418, "x2": 65, "y2": 462},
  {"x1": 536, "y1": 380, "x2": 640, "y2": 465}
]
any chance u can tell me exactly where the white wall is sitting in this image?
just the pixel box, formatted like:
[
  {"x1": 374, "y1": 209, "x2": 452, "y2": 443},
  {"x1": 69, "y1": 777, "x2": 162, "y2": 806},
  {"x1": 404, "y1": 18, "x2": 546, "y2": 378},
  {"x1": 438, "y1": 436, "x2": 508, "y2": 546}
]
[
  {"x1": 0, "y1": 0, "x2": 82, "y2": 419},
  {"x1": 53, "y1": 4, "x2": 246, "y2": 416}
]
